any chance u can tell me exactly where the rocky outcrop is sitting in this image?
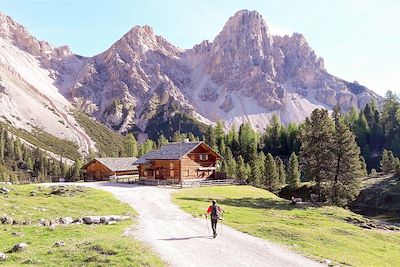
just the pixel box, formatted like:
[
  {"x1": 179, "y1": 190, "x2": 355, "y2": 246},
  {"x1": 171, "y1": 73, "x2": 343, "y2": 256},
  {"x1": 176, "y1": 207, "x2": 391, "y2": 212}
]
[{"x1": 0, "y1": 10, "x2": 381, "y2": 135}]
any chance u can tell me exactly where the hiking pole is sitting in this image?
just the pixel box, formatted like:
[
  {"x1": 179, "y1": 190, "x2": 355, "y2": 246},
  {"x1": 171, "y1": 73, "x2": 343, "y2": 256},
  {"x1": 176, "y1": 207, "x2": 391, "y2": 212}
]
[
  {"x1": 205, "y1": 215, "x2": 210, "y2": 236},
  {"x1": 220, "y1": 218, "x2": 223, "y2": 237}
]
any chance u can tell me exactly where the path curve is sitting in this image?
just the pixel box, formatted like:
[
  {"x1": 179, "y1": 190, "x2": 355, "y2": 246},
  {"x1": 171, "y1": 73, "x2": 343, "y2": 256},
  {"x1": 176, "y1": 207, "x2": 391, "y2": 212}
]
[{"x1": 89, "y1": 183, "x2": 324, "y2": 267}]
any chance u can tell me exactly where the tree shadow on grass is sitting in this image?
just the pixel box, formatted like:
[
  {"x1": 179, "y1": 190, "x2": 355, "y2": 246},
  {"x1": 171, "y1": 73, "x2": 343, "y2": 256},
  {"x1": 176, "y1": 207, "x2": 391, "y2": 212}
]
[{"x1": 177, "y1": 197, "x2": 315, "y2": 211}]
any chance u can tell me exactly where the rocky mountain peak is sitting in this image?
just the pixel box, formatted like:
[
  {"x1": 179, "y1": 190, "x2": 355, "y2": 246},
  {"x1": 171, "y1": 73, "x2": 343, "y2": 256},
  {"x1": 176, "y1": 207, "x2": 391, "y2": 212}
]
[
  {"x1": 110, "y1": 25, "x2": 182, "y2": 57},
  {"x1": 213, "y1": 9, "x2": 273, "y2": 53},
  {"x1": 0, "y1": 12, "x2": 72, "y2": 60}
]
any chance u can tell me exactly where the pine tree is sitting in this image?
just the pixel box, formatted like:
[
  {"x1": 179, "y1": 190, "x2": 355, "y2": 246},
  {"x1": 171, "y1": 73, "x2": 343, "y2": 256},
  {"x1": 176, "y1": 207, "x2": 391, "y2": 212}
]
[
  {"x1": 329, "y1": 108, "x2": 363, "y2": 206},
  {"x1": 236, "y1": 155, "x2": 248, "y2": 181},
  {"x1": 0, "y1": 129, "x2": 4, "y2": 163},
  {"x1": 215, "y1": 121, "x2": 225, "y2": 146},
  {"x1": 275, "y1": 156, "x2": 286, "y2": 184},
  {"x1": 394, "y1": 157, "x2": 400, "y2": 175},
  {"x1": 264, "y1": 153, "x2": 279, "y2": 191},
  {"x1": 264, "y1": 114, "x2": 282, "y2": 155},
  {"x1": 141, "y1": 139, "x2": 156, "y2": 155},
  {"x1": 380, "y1": 149, "x2": 396, "y2": 173},
  {"x1": 249, "y1": 151, "x2": 265, "y2": 186},
  {"x1": 74, "y1": 159, "x2": 82, "y2": 181},
  {"x1": 4, "y1": 131, "x2": 14, "y2": 159},
  {"x1": 157, "y1": 134, "x2": 169, "y2": 148},
  {"x1": 14, "y1": 138, "x2": 22, "y2": 160},
  {"x1": 206, "y1": 125, "x2": 217, "y2": 150},
  {"x1": 124, "y1": 133, "x2": 138, "y2": 157},
  {"x1": 300, "y1": 109, "x2": 335, "y2": 198},
  {"x1": 287, "y1": 152, "x2": 301, "y2": 188},
  {"x1": 360, "y1": 156, "x2": 368, "y2": 177},
  {"x1": 225, "y1": 148, "x2": 237, "y2": 179}
]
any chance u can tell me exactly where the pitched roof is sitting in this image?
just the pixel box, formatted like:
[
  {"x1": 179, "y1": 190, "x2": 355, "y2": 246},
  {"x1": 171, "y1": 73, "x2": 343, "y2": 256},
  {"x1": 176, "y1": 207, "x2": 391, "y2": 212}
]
[
  {"x1": 135, "y1": 141, "x2": 218, "y2": 164},
  {"x1": 84, "y1": 157, "x2": 138, "y2": 172}
]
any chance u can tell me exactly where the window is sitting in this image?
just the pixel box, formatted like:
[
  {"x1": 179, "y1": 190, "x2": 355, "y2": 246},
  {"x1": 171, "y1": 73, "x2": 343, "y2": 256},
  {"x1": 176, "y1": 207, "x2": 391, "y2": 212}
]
[{"x1": 199, "y1": 154, "x2": 208, "y2": 161}]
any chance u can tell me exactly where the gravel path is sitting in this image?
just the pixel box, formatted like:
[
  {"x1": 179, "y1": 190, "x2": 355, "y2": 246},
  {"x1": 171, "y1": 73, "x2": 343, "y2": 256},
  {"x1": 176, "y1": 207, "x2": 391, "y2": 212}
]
[{"x1": 90, "y1": 183, "x2": 324, "y2": 267}]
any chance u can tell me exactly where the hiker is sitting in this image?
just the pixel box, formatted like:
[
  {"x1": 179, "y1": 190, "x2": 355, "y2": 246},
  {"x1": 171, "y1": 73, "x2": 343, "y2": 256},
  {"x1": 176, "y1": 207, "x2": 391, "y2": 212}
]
[{"x1": 206, "y1": 200, "x2": 224, "y2": 238}]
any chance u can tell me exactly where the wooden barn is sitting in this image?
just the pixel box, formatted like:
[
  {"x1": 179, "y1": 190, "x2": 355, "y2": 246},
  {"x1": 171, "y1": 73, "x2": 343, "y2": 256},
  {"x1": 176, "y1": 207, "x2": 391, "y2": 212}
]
[
  {"x1": 135, "y1": 141, "x2": 222, "y2": 181},
  {"x1": 82, "y1": 157, "x2": 138, "y2": 181}
]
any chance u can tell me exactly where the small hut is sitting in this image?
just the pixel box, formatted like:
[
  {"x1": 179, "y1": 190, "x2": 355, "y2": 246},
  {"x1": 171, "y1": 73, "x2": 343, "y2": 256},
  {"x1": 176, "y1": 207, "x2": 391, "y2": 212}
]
[{"x1": 82, "y1": 157, "x2": 138, "y2": 181}]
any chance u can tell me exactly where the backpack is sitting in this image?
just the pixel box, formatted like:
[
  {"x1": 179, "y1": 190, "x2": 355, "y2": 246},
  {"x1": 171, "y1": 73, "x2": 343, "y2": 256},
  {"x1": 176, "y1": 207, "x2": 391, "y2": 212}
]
[{"x1": 211, "y1": 205, "x2": 220, "y2": 220}]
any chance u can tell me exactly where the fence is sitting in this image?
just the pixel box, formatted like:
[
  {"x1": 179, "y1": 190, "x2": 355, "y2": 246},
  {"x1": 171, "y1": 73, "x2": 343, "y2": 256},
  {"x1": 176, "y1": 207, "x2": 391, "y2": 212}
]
[
  {"x1": 111, "y1": 177, "x2": 236, "y2": 188},
  {"x1": 109, "y1": 175, "x2": 139, "y2": 184}
]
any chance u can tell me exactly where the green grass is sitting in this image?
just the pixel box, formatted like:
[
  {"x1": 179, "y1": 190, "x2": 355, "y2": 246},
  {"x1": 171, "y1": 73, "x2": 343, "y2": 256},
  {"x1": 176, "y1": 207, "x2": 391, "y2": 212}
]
[
  {"x1": 0, "y1": 121, "x2": 80, "y2": 160},
  {"x1": 0, "y1": 185, "x2": 163, "y2": 266},
  {"x1": 173, "y1": 186, "x2": 400, "y2": 267},
  {"x1": 73, "y1": 112, "x2": 126, "y2": 157}
]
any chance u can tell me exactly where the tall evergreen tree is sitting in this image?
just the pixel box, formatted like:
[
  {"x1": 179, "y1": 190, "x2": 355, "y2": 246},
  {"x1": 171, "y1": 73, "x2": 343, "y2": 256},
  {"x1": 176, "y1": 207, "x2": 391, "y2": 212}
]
[
  {"x1": 249, "y1": 151, "x2": 265, "y2": 186},
  {"x1": 287, "y1": 152, "x2": 301, "y2": 188},
  {"x1": 264, "y1": 114, "x2": 282, "y2": 155},
  {"x1": 0, "y1": 129, "x2": 4, "y2": 163},
  {"x1": 359, "y1": 156, "x2": 368, "y2": 177},
  {"x1": 157, "y1": 134, "x2": 169, "y2": 148},
  {"x1": 264, "y1": 153, "x2": 279, "y2": 191},
  {"x1": 329, "y1": 107, "x2": 363, "y2": 206},
  {"x1": 225, "y1": 148, "x2": 237, "y2": 179},
  {"x1": 300, "y1": 109, "x2": 335, "y2": 198},
  {"x1": 124, "y1": 133, "x2": 138, "y2": 157},
  {"x1": 206, "y1": 125, "x2": 217, "y2": 150},
  {"x1": 275, "y1": 156, "x2": 286, "y2": 184},
  {"x1": 394, "y1": 157, "x2": 400, "y2": 175},
  {"x1": 380, "y1": 149, "x2": 396, "y2": 173},
  {"x1": 236, "y1": 155, "x2": 248, "y2": 181}
]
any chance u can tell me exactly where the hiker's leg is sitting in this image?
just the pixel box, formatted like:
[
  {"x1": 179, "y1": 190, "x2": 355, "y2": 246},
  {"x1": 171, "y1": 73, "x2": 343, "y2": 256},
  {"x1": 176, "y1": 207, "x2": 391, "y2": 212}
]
[
  {"x1": 211, "y1": 219, "x2": 218, "y2": 237},
  {"x1": 211, "y1": 219, "x2": 216, "y2": 233}
]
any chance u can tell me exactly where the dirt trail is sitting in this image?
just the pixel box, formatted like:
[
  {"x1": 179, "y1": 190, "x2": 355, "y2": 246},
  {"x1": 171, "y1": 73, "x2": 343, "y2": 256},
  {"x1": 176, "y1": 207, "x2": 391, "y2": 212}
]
[{"x1": 89, "y1": 183, "x2": 324, "y2": 267}]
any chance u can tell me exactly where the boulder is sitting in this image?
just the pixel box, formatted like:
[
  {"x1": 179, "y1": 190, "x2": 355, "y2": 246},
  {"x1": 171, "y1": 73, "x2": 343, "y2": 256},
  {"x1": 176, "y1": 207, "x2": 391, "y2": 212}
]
[
  {"x1": 38, "y1": 218, "x2": 49, "y2": 226},
  {"x1": 105, "y1": 221, "x2": 116, "y2": 225},
  {"x1": 60, "y1": 217, "x2": 74, "y2": 225},
  {"x1": 10, "y1": 243, "x2": 28, "y2": 253},
  {"x1": 0, "y1": 252, "x2": 6, "y2": 261},
  {"x1": 11, "y1": 232, "x2": 23, "y2": 237},
  {"x1": 73, "y1": 218, "x2": 83, "y2": 224},
  {"x1": 0, "y1": 216, "x2": 13, "y2": 225},
  {"x1": 54, "y1": 241, "x2": 65, "y2": 247},
  {"x1": 82, "y1": 216, "x2": 101, "y2": 224},
  {"x1": 0, "y1": 187, "x2": 10, "y2": 194}
]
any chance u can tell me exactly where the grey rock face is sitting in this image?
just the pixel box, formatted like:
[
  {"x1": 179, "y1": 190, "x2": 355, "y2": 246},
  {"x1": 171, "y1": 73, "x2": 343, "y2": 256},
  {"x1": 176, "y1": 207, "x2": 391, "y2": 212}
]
[
  {"x1": 66, "y1": 10, "x2": 380, "y2": 130},
  {"x1": 10, "y1": 243, "x2": 28, "y2": 253},
  {"x1": 0, "y1": 10, "x2": 381, "y2": 133},
  {"x1": 0, "y1": 252, "x2": 6, "y2": 261},
  {"x1": 0, "y1": 216, "x2": 13, "y2": 224},
  {"x1": 0, "y1": 187, "x2": 10, "y2": 194}
]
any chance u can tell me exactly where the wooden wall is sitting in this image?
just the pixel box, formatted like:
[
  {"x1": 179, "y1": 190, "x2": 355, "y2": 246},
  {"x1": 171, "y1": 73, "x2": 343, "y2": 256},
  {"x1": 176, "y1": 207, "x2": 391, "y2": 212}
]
[
  {"x1": 138, "y1": 143, "x2": 220, "y2": 181},
  {"x1": 83, "y1": 160, "x2": 137, "y2": 181},
  {"x1": 139, "y1": 160, "x2": 181, "y2": 180}
]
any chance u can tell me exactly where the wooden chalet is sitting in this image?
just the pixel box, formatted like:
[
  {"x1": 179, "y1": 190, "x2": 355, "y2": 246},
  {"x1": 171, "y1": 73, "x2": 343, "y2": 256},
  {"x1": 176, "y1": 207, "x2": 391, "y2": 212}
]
[
  {"x1": 134, "y1": 141, "x2": 222, "y2": 181},
  {"x1": 82, "y1": 157, "x2": 138, "y2": 181}
]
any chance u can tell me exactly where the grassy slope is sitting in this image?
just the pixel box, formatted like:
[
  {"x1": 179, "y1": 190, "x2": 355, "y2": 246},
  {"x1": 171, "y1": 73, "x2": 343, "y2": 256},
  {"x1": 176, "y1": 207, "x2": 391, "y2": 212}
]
[
  {"x1": 0, "y1": 121, "x2": 80, "y2": 160},
  {"x1": 173, "y1": 186, "x2": 400, "y2": 267},
  {"x1": 0, "y1": 185, "x2": 163, "y2": 266},
  {"x1": 73, "y1": 112, "x2": 126, "y2": 157}
]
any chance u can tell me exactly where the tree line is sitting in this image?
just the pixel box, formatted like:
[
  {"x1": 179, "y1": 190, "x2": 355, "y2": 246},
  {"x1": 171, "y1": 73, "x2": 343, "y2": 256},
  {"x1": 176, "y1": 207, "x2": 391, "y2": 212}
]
[{"x1": 0, "y1": 124, "x2": 82, "y2": 182}]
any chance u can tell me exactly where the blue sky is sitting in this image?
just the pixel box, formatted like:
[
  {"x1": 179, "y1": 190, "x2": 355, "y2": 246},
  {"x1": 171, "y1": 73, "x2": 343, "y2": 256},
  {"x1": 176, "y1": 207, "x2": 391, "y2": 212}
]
[{"x1": 1, "y1": 0, "x2": 399, "y2": 96}]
